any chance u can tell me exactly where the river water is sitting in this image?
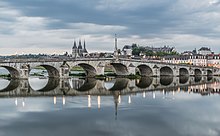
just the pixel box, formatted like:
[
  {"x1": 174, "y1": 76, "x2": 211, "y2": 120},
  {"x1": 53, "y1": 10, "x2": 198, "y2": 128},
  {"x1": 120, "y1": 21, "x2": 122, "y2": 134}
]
[{"x1": 0, "y1": 75, "x2": 220, "y2": 136}]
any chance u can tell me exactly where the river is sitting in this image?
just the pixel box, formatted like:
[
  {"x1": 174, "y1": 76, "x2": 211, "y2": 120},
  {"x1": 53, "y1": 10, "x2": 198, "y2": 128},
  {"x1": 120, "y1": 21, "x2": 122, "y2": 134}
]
[{"x1": 0, "y1": 76, "x2": 220, "y2": 136}]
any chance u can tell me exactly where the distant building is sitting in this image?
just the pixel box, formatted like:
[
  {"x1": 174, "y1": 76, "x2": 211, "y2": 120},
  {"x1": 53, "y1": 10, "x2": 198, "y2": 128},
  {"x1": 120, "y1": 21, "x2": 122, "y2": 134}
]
[
  {"x1": 163, "y1": 54, "x2": 207, "y2": 66},
  {"x1": 163, "y1": 55, "x2": 190, "y2": 64},
  {"x1": 189, "y1": 54, "x2": 208, "y2": 66},
  {"x1": 181, "y1": 49, "x2": 197, "y2": 56},
  {"x1": 145, "y1": 45, "x2": 175, "y2": 53},
  {"x1": 122, "y1": 45, "x2": 132, "y2": 56},
  {"x1": 87, "y1": 52, "x2": 113, "y2": 58},
  {"x1": 207, "y1": 54, "x2": 220, "y2": 68},
  {"x1": 198, "y1": 47, "x2": 212, "y2": 55},
  {"x1": 72, "y1": 40, "x2": 88, "y2": 58}
]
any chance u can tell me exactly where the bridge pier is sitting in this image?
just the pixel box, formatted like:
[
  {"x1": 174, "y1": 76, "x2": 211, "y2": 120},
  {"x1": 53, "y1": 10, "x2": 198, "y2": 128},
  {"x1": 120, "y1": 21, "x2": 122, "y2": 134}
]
[
  {"x1": 96, "y1": 66, "x2": 105, "y2": 75},
  {"x1": 189, "y1": 68, "x2": 194, "y2": 76},
  {"x1": 59, "y1": 66, "x2": 70, "y2": 78},
  {"x1": 173, "y1": 66, "x2": 179, "y2": 76},
  {"x1": 19, "y1": 65, "x2": 30, "y2": 79},
  {"x1": 152, "y1": 65, "x2": 160, "y2": 77},
  {"x1": 18, "y1": 79, "x2": 30, "y2": 93},
  {"x1": 128, "y1": 65, "x2": 136, "y2": 75},
  {"x1": 202, "y1": 68, "x2": 207, "y2": 76},
  {"x1": 152, "y1": 77, "x2": 160, "y2": 88},
  {"x1": 59, "y1": 79, "x2": 71, "y2": 94}
]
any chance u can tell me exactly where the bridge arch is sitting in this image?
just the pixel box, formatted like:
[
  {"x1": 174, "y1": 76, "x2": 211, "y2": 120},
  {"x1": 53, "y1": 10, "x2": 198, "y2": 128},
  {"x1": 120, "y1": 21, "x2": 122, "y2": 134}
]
[
  {"x1": 179, "y1": 68, "x2": 189, "y2": 76},
  {"x1": 0, "y1": 78, "x2": 20, "y2": 92},
  {"x1": 160, "y1": 76, "x2": 173, "y2": 86},
  {"x1": 195, "y1": 69, "x2": 202, "y2": 76},
  {"x1": 207, "y1": 76, "x2": 213, "y2": 81},
  {"x1": 194, "y1": 76, "x2": 202, "y2": 82},
  {"x1": 0, "y1": 66, "x2": 20, "y2": 78},
  {"x1": 136, "y1": 64, "x2": 153, "y2": 76},
  {"x1": 207, "y1": 69, "x2": 213, "y2": 76},
  {"x1": 108, "y1": 78, "x2": 129, "y2": 91},
  {"x1": 160, "y1": 66, "x2": 173, "y2": 76},
  {"x1": 179, "y1": 76, "x2": 189, "y2": 84},
  {"x1": 30, "y1": 65, "x2": 60, "y2": 78},
  {"x1": 77, "y1": 63, "x2": 97, "y2": 77},
  {"x1": 74, "y1": 78, "x2": 97, "y2": 92},
  {"x1": 136, "y1": 77, "x2": 153, "y2": 88},
  {"x1": 110, "y1": 63, "x2": 129, "y2": 76},
  {"x1": 29, "y1": 77, "x2": 60, "y2": 92}
]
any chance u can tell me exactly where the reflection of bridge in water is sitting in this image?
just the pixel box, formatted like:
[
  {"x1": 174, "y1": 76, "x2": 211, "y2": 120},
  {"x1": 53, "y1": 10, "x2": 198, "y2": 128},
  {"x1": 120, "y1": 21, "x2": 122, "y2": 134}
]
[{"x1": 0, "y1": 76, "x2": 220, "y2": 97}]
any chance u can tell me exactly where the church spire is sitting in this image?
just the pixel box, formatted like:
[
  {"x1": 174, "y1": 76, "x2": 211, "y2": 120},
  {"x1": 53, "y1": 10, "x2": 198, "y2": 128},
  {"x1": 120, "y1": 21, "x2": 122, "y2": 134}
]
[
  {"x1": 73, "y1": 39, "x2": 77, "y2": 49},
  {"x1": 83, "y1": 39, "x2": 88, "y2": 53},
  {"x1": 72, "y1": 39, "x2": 78, "y2": 58},
  {"x1": 78, "y1": 39, "x2": 82, "y2": 49},
  {"x1": 83, "y1": 39, "x2": 86, "y2": 49},
  {"x1": 73, "y1": 40, "x2": 77, "y2": 49}
]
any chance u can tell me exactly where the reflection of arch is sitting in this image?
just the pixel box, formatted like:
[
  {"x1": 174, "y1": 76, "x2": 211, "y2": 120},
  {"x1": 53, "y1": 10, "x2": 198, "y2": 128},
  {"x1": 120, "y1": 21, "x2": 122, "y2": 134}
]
[
  {"x1": 0, "y1": 79, "x2": 20, "y2": 92},
  {"x1": 179, "y1": 76, "x2": 189, "y2": 84},
  {"x1": 160, "y1": 76, "x2": 173, "y2": 86},
  {"x1": 136, "y1": 77, "x2": 153, "y2": 88},
  {"x1": 111, "y1": 63, "x2": 128, "y2": 75},
  {"x1": 195, "y1": 69, "x2": 202, "y2": 76},
  {"x1": 76, "y1": 78, "x2": 97, "y2": 92},
  {"x1": 33, "y1": 65, "x2": 60, "y2": 78},
  {"x1": 35, "y1": 78, "x2": 60, "y2": 92},
  {"x1": 137, "y1": 65, "x2": 153, "y2": 76},
  {"x1": 109, "y1": 78, "x2": 129, "y2": 91},
  {"x1": 78, "y1": 63, "x2": 96, "y2": 77},
  {"x1": 160, "y1": 66, "x2": 173, "y2": 76},
  {"x1": 207, "y1": 76, "x2": 213, "y2": 81},
  {"x1": 179, "y1": 68, "x2": 189, "y2": 76},
  {"x1": 207, "y1": 70, "x2": 213, "y2": 76},
  {"x1": 194, "y1": 76, "x2": 202, "y2": 83},
  {"x1": 0, "y1": 66, "x2": 20, "y2": 78}
]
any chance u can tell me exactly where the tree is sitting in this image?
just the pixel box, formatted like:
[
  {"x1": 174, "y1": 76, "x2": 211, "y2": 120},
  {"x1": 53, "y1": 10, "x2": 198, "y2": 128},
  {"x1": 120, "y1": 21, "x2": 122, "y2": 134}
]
[
  {"x1": 132, "y1": 47, "x2": 140, "y2": 56},
  {"x1": 170, "y1": 51, "x2": 179, "y2": 55},
  {"x1": 131, "y1": 43, "x2": 138, "y2": 49},
  {"x1": 145, "y1": 50, "x2": 154, "y2": 56}
]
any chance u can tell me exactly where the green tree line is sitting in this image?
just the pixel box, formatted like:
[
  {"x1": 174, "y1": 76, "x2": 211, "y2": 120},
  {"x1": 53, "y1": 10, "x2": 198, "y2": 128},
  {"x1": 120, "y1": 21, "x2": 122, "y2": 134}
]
[{"x1": 132, "y1": 46, "x2": 178, "y2": 56}]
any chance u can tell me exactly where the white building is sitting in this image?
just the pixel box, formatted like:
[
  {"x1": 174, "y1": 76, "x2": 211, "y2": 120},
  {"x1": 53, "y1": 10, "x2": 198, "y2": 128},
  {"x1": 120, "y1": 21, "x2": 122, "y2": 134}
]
[
  {"x1": 207, "y1": 54, "x2": 220, "y2": 68},
  {"x1": 198, "y1": 47, "x2": 212, "y2": 55},
  {"x1": 163, "y1": 54, "x2": 207, "y2": 66},
  {"x1": 189, "y1": 55, "x2": 207, "y2": 66},
  {"x1": 122, "y1": 45, "x2": 132, "y2": 56}
]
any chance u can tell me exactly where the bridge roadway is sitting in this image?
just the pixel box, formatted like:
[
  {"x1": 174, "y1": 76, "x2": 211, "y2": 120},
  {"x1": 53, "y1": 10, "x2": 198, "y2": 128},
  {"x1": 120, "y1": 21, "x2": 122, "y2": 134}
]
[
  {"x1": 0, "y1": 76, "x2": 219, "y2": 97},
  {"x1": 0, "y1": 58, "x2": 219, "y2": 78}
]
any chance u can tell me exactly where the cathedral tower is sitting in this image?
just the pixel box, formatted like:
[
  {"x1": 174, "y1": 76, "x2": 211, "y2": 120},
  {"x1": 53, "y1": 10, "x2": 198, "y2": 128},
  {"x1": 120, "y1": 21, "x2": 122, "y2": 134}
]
[{"x1": 72, "y1": 40, "x2": 78, "y2": 58}]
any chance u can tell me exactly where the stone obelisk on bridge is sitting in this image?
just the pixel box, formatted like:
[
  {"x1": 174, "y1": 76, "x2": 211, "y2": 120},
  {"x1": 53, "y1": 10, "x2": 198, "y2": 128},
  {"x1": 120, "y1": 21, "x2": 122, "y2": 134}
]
[{"x1": 114, "y1": 34, "x2": 119, "y2": 61}]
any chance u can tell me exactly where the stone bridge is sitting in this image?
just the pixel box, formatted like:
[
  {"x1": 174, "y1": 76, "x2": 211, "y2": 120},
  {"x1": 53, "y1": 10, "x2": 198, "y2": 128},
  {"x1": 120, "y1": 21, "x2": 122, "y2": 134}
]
[{"x1": 0, "y1": 58, "x2": 218, "y2": 79}]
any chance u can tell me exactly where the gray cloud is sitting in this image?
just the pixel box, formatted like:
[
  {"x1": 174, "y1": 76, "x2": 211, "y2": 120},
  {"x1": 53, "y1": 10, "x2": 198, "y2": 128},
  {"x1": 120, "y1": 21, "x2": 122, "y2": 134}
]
[{"x1": 0, "y1": 0, "x2": 220, "y2": 54}]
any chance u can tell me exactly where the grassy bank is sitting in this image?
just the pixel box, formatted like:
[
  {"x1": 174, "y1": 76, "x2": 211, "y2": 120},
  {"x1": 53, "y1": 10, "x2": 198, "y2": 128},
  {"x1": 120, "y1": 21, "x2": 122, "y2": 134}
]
[{"x1": 0, "y1": 74, "x2": 11, "y2": 78}]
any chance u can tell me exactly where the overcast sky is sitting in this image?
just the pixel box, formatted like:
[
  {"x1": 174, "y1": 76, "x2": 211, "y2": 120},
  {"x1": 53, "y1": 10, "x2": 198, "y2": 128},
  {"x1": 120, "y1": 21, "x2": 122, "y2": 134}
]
[{"x1": 0, "y1": 0, "x2": 220, "y2": 55}]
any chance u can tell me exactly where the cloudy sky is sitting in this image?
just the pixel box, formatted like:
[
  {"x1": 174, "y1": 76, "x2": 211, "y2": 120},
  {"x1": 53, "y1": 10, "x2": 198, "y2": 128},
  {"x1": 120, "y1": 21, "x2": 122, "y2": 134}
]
[{"x1": 0, "y1": 0, "x2": 220, "y2": 55}]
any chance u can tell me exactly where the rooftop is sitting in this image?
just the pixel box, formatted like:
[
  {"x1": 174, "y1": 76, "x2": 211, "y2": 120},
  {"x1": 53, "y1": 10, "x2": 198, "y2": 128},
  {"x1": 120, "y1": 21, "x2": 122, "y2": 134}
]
[{"x1": 198, "y1": 47, "x2": 211, "y2": 51}]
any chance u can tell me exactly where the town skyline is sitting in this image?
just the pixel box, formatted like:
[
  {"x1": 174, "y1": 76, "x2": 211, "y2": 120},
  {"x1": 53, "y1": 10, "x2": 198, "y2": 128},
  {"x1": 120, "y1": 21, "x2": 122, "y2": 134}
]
[
  {"x1": 0, "y1": 41, "x2": 217, "y2": 56},
  {"x1": 0, "y1": 37, "x2": 217, "y2": 56},
  {"x1": 1, "y1": 0, "x2": 220, "y2": 55}
]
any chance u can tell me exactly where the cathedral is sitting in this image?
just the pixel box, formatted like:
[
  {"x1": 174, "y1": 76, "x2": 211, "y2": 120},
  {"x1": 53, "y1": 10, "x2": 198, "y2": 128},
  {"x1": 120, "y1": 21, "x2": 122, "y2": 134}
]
[{"x1": 72, "y1": 39, "x2": 88, "y2": 58}]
